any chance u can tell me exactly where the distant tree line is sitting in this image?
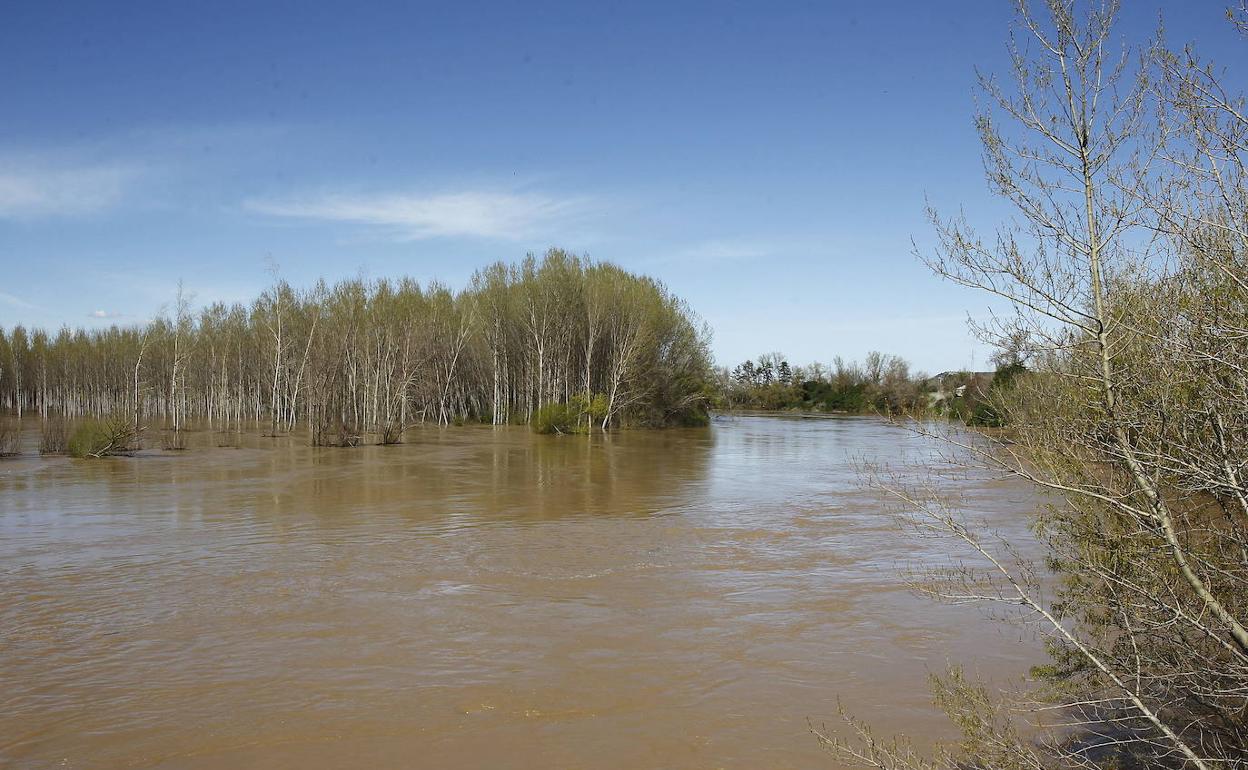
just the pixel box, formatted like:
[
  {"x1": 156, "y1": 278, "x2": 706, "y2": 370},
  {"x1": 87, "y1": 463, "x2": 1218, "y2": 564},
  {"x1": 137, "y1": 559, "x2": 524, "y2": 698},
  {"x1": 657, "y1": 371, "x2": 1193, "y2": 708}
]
[
  {"x1": 0, "y1": 249, "x2": 713, "y2": 446},
  {"x1": 718, "y1": 350, "x2": 929, "y2": 413}
]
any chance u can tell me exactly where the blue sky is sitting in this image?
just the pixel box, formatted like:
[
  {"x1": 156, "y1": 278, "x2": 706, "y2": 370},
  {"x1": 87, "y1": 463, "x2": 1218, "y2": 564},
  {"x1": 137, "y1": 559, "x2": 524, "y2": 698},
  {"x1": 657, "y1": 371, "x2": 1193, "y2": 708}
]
[{"x1": 0, "y1": 1, "x2": 1239, "y2": 373}]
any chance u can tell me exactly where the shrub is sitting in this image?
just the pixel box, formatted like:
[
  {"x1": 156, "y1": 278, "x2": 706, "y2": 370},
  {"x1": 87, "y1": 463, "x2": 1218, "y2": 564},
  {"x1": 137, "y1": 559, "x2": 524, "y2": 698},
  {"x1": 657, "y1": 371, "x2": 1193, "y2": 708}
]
[
  {"x1": 68, "y1": 417, "x2": 136, "y2": 458},
  {"x1": 379, "y1": 420, "x2": 404, "y2": 445},
  {"x1": 0, "y1": 419, "x2": 19, "y2": 457},
  {"x1": 533, "y1": 401, "x2": 583, "y2": 434},
  {"x1": 967, "y1": 400, "x2": 1003, "y2": 428},
  {"x1": 40, "y1": 418, "x2": 68, "y2": 455},
  {"x1": 581, "y1": 392, "x2": 610, "y2": 424},
  {"x1": 821, "y1": 382, "x2": 869, "y2": 412},
  {"x1": 991, "y1": 361, "x2": 1026, "y2": 389},
  {"x1": 532, "y1": 393, "x2": 611, "y2": 434},
  {"x1": 337, "y1": 424, "x2": 362, "y2": 447},
  {"x1": 313, "y1": 418, "x2": 361, "y2": 447},
  {"x1": 674, "y1": 408, "x2": 710, "y2": 427}
]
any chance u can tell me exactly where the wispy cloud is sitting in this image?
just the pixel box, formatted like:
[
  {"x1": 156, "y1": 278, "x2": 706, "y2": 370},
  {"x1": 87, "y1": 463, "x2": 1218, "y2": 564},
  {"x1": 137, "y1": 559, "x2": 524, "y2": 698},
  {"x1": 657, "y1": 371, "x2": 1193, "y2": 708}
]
[
  {"x1": 245, "y1": 189, "x2": 587, "y2": 241},
  {"x1": 0, "y1": 162, "x2": 141, "y2": 219},
  {"x1": 88, "y1": 309, "x2": 125, "y2": 319},
  {"x1": 0, "y1": 291, "x2": 38, "y2": 310}
]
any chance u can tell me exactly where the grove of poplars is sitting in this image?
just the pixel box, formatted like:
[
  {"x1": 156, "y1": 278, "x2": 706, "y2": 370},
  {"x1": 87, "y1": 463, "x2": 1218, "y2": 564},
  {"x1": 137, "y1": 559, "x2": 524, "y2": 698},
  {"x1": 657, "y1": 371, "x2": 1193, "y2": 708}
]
[{"x1": 0, "y1": 250, "x2": 714, "y2": 441}]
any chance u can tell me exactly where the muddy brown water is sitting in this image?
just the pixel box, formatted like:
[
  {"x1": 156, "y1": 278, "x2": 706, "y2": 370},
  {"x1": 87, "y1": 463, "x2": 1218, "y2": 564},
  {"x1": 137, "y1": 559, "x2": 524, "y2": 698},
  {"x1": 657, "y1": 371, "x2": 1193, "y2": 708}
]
[{"x1": 1, "y1": 414, "x2": 1045, "y2": 769}]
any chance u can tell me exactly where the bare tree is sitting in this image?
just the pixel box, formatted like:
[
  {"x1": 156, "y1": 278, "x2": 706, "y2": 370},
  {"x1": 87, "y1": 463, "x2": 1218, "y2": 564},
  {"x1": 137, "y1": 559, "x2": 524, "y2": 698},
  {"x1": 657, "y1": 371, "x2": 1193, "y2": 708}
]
[{"x1": 828, "y1": 2, "x2": 1248, "y2": 769}]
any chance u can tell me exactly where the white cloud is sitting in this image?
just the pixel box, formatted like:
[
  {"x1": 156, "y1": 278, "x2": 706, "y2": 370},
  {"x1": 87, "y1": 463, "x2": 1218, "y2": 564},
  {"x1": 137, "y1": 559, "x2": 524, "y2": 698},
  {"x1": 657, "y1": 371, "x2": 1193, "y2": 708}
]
[
  {"x1": 0, "y1": 163, "x2": 140, "y2": 219},
  {"x1": 245, "y1": 189, "x2": 586, "y2": 241},
  {"x1": 88, "y1": 309, "x2": 124, "y2": 319}
]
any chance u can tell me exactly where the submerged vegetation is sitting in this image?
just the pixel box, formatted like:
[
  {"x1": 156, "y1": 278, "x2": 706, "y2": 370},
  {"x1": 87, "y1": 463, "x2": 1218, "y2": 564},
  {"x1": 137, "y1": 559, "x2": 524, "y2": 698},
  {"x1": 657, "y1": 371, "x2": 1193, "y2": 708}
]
[
  {"x1": 66, "y1": 417, "x2": 137, "y2": 458},
  {"x1": 0, "y1": 418, "x2": 18, "y2": 457},
  {"x1": 532, "y1": 393, "x2": 610, "y2": 435},
  {"x1": 0, "y1": 250, "x2": 712, "y2": 446}
]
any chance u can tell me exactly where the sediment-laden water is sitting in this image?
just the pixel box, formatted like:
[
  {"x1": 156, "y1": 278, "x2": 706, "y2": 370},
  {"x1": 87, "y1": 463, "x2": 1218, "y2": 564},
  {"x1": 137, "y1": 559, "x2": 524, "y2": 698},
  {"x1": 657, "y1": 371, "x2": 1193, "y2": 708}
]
[{"x1": 0, "y1": 414, "x2": 1043, "y2": 769}]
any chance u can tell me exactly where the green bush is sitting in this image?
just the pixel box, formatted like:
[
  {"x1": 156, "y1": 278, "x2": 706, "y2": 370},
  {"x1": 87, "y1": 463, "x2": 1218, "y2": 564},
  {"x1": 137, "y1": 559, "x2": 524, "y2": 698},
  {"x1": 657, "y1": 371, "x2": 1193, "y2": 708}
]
[
  {"x1": 532, "y1": 393, "x2": 610, "y2": 434},
  {"x1": 991, "y1": 361, "x2": 1026, "y2": 389},
  {"x1": 676, "y1": 407, "x2": 710, "y2": 427},
  {"x1": 68, "y1": 418, "x2": 135, "y2": 458},
  {"x1": 968, "y1": 400, "x2": 1003, "y2": 427},
  {"x1": 582, "y1": 392, "x2": 610, "y2": 423},
  {"x1": 533, "y1": 401, "x2": 585, "y2": 434}
]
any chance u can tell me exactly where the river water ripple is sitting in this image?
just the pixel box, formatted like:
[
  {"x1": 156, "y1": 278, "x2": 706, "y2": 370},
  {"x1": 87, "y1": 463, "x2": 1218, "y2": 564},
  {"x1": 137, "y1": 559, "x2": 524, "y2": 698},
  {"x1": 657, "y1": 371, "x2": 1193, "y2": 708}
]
[{"x1": 0, "y1": 414, "x2": 1044, "y2": 769}]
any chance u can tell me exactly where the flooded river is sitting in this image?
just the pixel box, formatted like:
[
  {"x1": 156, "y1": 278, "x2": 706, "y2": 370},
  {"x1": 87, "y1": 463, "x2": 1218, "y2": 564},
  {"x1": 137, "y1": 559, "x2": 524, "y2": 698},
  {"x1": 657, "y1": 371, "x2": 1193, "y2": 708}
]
[{"x1": 1, "y1": 414, "x2": 1044, "y2": 769}]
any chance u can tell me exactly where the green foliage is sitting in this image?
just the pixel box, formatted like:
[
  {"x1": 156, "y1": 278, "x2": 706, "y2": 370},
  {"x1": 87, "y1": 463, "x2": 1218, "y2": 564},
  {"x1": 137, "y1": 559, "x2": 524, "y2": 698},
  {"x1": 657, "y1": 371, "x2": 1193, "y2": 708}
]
[
  {"x1": 840, "y1": 383, "x2": 873, "y2": 412},
  {"x1": 68, "y1": 421, "x2": 106, "y2": 458},
  {"x1": 580, "y1": 392, "x2": 610, "y2": 422},
  {"x1": 803, "y1": 380, "x2": 871, "y2": 412},
  {"x1": 532, "y1": 392, "x2": 611, "y2": 434},
  {"x1": 991, "y1": 361, "x2": 1026, "y2": 389},
  {"x1": 967, "y1": 400, "x2": 1003, "y2": 428},
  {"x1": 533, "y1": 401, "x2": 586, "y2": 435},
  {"x1": 67, "y1": 418, "x2": 135, "y2": 458},
  {"x1": 677, "y1": 408, "x2": 710, "y2": 427}
]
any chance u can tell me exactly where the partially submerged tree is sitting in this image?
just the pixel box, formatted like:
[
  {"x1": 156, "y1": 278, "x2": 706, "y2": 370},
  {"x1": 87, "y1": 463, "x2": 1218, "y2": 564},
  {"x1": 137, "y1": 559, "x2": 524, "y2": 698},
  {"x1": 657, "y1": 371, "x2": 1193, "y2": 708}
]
[{"x1": 67, "y1": 417, "x2": 137, "y2": 458}]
